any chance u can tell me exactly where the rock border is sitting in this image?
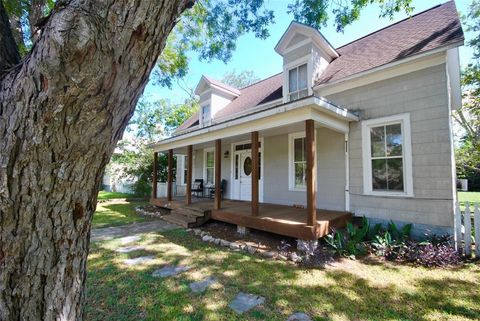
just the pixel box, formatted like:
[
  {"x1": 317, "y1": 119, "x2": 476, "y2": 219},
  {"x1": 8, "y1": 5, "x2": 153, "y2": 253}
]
[
  {"x1": 187, "y1": 228, "x2": 303, "y2": 263},
  {"x1": 135, "y1": 205, "x2": 169, "y2": 218}
]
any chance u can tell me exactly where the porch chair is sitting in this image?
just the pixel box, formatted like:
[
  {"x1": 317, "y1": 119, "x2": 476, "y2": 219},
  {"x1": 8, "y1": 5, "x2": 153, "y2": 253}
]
[
  {"x1": 209, "y1": 179, "x2": 227, "y2": 199},
  {"x1": 191, "y1": 179, "x2": 204, "y2": 198}
]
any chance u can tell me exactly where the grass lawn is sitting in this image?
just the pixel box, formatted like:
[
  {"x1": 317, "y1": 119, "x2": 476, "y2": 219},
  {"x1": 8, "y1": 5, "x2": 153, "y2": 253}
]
[
  {"x1": 93, "y1": 200, "x2": 148, "y2": 229},
  {"x1": 458, "y1": 191, "x2": 480, "y2": 206},
  {"x1": 86, "y1": 229, "x2": 480, "y2": 321},
  {"x1": 98, "y1": 191, "x2": 142, "y2": 201}
]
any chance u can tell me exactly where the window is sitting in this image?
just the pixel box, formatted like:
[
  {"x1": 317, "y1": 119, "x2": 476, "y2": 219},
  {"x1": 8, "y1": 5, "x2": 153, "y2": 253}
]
[
  {"x1": 205, "y1": 150, "x2": 214, "y2": 185},
  {"x1": 183, "y1": 155, "x2": 188, "y2": 185},
  {"x1": 288, "y1": 63, "x2": 308, "y2": 101},
  {"x1": 201, "y1": 104, "x2": 211, "y2": 127},
  {"x1": 362, "y1": 114, "x2": 413, "y2": 196},
  {"x1": 179, "y1": 155, "x2": 191, "y2": 185},
  {"x1": 288, "y1": 132, "x2": 311, "y2": 190}
]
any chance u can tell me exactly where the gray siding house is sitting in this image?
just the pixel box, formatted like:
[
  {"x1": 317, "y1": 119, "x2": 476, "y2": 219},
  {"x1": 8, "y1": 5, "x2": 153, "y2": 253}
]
[{"x1": 151, "y1": 1, "x2": 463, "y2": 239}]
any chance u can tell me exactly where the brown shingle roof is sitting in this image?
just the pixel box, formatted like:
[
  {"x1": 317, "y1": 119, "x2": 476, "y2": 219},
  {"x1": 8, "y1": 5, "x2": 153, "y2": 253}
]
[
  {"x1": 175, "y1": 1, "x2": 463, "y2": 134},
  {"x1": 174, "y1": 73, "x2": 282, "y2": 133},
  {"x1": 214, "y1": 73, "x2": 283, "y2": 119},
  {"x1": 315, "y1": 1, "x2": 464, "y2": 86}
]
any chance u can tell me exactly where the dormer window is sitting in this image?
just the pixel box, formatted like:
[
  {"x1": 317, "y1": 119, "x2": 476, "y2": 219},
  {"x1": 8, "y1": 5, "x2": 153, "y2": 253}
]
[
  {"x1": 288, "y1": 63, "x2": 308, "y2": 101},
  {"x1": 201, "y1": 104, "x2": 211, "y2": 127}
]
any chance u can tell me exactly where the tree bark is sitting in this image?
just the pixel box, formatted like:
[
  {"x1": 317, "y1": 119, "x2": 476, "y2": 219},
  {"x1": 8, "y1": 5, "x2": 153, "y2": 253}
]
[
  {"x1": 0, "y1": 1, "x2": 193, "y2": 320},
  {"x1": 28, "y1": 0, "x2": 47, "y2": 43},
  {"x1": 0, "y1": 1, "x2": 20, "y2": 76}
]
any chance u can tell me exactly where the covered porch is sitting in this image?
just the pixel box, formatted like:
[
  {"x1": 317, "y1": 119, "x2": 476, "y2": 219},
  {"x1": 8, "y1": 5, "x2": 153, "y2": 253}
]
[
  {"x1": 150, "y1": 96, "x2": 358, "y2": 240},
  {"x1": 151, "y1": 198, "x2": 351, "y2": 240}
]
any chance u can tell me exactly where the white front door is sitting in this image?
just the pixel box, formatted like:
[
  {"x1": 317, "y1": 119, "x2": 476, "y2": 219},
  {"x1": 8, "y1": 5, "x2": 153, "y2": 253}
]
[{"x1": 233, "y1": 150, "x2": 252, "y2": 201}]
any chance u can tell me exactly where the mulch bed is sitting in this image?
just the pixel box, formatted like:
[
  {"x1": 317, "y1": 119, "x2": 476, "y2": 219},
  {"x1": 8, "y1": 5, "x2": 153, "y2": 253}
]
[
  {"x1": 200, "y1": 220, "x2": 336, "y2": 267},
  {"x1": 201, "y1": 220, "x2": 297, "y2": 253}
]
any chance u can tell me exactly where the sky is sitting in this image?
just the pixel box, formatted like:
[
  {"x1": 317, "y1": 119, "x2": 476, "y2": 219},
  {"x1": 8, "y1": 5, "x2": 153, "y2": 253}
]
[{"x1": 142, "y1": 0, "x2": 473, "y2": 105}]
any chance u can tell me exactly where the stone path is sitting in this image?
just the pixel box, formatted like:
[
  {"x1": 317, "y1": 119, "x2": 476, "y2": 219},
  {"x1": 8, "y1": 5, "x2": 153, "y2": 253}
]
[
  {"x1": 287, "y1": 312, "x2": 312, "y2": 321},
  {"x1": 189, "y1": 276, "x2": 217, "y2": 293},
  {"x1": 123, "y1": 255, "x2": 155, "y2": 266},
  {"x1": 104, "y1": 224, "x2": 311, "y2": 320},
  {"x1": 152, "y1": 265, "x2": 191, "y2": 278},
  {"x1": 90, "y1": 220, "x2": 178, "y2": 242},
  {"x1": 115, "y1": 245, "x2": 145, "y2": 253},
  {"x1": 228, "y1": 292, "x2": 265, "y2": 314}
]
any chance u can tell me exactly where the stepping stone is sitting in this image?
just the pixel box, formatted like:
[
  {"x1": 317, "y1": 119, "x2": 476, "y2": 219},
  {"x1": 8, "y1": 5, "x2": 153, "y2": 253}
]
[
  {"x1": 123, "y1": 255, "x2": 154, "y2": 266},
  {"x1": 115, "y1": 246, "x2": 145, "y2": 253},
  {"x1": 228, "y1": 292, "x2": 265, "y2": 314},
  {"x1": 287, "y1": 312, "x2": 312, "y2": 321},
  {"x1": 119, "y1": 235, "x2": 141, "y2": 245},
  {"x1": 189, "y1": 276, "x2": 217, "y2": 293},
  {"x1": 152, "y1": 265, "x2": 191, "y2": 278}
]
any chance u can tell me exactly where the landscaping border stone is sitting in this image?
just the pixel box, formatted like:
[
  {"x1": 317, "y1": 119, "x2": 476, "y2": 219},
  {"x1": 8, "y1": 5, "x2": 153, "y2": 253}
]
[{"x1": 187, "y1": 229, "x2": 303, "y2": 263}]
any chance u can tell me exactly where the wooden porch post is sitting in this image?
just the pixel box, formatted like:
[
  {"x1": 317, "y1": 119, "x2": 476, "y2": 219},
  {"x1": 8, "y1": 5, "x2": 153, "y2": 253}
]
[
  {"x1": 167, "y1": 149, "x2": 173, "y2": 202},
  {"x1": 214, "y1": 139, "x2": 222, "y2": 210},
  {"x1": 152, "y1": 152, "x2": 158, "y2": 199},
  {"x1": 186, "y1": 145, "x2": 193, "y2": 205},
  {"x1": 251, "y1": 131, "x2": 259, "y2": 216},
  {"x1": 306, "y1": 119, "x2": 317, "y2": 226}
]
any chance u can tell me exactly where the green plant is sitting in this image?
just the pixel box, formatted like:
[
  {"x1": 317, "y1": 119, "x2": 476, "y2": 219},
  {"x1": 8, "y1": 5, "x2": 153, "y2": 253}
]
[
  {"x1": 370, "y1": 221, "x2": 412, "y2": 259},
  {"x1": 387, "y1": 221, "x2": 412, "y2": 242},
  {"x1": 325, "y1": 217, "x2": 370, "y2": 258}
]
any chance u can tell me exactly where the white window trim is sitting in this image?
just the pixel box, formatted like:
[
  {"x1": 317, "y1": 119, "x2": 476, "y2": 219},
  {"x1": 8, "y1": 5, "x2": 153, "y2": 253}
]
[
  {"x1": 179, "y1": 155, "x2": 191, "y2": 186},
  {"x1": 288, "y1": 131, "x2": 317, "y2": 191},
  {"x1": 200, "y1": 101, "x2": 212, "y2": 128},
  {"x1": 282, "y1": 55, "x2": 313, "y2": 103},
  {"x1": 361, "y1": 113, "x2": 414, "y2": 197},
  {"x1": 203, "y1": 147, "x2": 215, "y2": 185},
  {"x1": 179, "y1": 155, "x2": 186, "y2": 186},
  {"x1": 288, "y1": 63, "x2": 308, "y2": 101}
]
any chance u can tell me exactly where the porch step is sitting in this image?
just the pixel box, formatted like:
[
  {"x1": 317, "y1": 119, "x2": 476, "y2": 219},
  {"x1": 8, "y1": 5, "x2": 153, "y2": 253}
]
[{"x1": 163, "y1": 208, "x2": 211, "y2": 228}]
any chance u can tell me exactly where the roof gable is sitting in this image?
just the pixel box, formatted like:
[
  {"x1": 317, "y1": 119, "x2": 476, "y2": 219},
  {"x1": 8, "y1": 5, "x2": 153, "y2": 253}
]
[
  {"x1": 174, "y1": 1, "x2": 464, "y2": 135},
  {"x1": 194, "y1": 75, "x2": 241, "y2": 97},
  {"x1": 275, "y1": 21, "x2": 339, "y2": 59}
]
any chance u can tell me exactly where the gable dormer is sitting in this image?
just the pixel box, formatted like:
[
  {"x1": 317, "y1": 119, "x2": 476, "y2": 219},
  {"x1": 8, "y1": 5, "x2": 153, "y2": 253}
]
[
  {"x1": 194, "y1": 76, "x2": 240, "y2": 128},
  {"x1": 275, "y1": 22, "x2": 339, "y2": 103}
]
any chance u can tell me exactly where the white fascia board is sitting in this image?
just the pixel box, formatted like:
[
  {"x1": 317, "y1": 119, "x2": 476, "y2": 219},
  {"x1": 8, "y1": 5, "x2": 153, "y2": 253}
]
[
  {"x1": 314, "y1": 43, "x2": 462, "y2": 96},
  {"x1": 151, "y1": 96, "x2": 357, "y2": 152}
]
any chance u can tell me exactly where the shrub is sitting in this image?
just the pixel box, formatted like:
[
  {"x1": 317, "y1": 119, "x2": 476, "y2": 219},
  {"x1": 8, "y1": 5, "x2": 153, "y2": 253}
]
[
  {"x1": 325, "y1": 217, "x2": 369, "y2": 258},
  {"x1": 369, "y1": 221, "x2": 412, "y2": 259},
  {"x1": 401, "y1": 236, "x2": 461, "y2": 267},
  {"x1": 325, "y1": 218, "x2": 462, "y2": 267}
]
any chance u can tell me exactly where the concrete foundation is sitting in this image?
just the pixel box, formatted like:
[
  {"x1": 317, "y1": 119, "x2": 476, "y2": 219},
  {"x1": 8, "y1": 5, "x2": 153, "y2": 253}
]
[{"x1": 237, "y1": 225, "x2": 250, "y2": 235}]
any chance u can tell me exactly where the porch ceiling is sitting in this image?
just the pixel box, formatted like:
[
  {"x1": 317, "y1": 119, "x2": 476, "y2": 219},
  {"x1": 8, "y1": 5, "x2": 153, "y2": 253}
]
[{"x1": 151, "y1": 96, "x2": 359, "y2": 153}]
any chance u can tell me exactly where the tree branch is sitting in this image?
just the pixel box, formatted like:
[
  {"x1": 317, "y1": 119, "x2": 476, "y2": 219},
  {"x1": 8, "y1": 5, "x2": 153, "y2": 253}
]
[
  {"x1": 0, "y1": 1, "x2": 20, "y2": 77},
  {"x1": 29, "y1": 0, "x2": 46, "y2": 43}
]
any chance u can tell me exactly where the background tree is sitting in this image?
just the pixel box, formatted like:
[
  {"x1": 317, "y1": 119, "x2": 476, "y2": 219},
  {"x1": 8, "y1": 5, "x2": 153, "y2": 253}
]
[
  {"x1": 455, "y1": 0, "x2": 480, "y2": 190},
  {"x1": 221, "y1": 69, "x2": 260, "y2": 88},
  {"x1": 0, "y1": 0, "x2": 416, "y2": 319},
  {"x1": 108, "y1": 97, "x2": 198, "y2": 196}
]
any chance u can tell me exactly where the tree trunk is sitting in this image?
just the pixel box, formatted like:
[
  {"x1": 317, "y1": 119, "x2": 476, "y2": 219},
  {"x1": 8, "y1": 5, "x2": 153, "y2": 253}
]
[{"x1": 0, "y1": 1, "x2": 192, "y2": 320}]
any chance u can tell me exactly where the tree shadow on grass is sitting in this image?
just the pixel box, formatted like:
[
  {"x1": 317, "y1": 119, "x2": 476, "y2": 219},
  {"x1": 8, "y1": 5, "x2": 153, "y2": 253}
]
[
  {"x1": 86, "y1": 229, "x2": 480, "y2": 321},
  {"x1": 93, "y1": 201, "x2": 151, "y2": 229}
]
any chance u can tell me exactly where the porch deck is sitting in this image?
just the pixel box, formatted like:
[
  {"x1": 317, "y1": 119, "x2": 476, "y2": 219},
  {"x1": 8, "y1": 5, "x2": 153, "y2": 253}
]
[{"x1": 151, "y1": 198, "x2": 351, "y2": 240}]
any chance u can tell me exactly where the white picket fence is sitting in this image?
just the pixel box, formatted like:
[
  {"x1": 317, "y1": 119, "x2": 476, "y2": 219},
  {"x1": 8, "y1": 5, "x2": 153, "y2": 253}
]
[{"x1": 454, "y1": 202, "x2": 480, "y2": 257}]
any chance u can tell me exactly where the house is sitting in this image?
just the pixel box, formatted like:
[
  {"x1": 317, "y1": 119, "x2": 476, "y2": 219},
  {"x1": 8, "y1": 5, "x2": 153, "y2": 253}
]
[{"x1": 150, "y1": 1, "x2": 464, "y2": 242}]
